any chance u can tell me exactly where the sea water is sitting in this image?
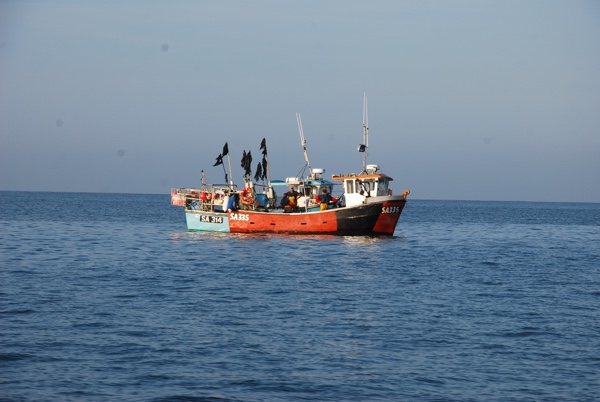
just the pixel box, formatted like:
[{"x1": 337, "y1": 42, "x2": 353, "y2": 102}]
[{"x1": 1, "y1": 192, "x2": 599, "y2": 401}]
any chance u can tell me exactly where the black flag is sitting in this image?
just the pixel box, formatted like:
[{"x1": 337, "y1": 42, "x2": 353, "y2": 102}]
[
  {"x1": 260, "y1": 138, "x2": 267, "y2": 156},
  {"x1": 245, "y1": 151, "x2": 253, "y2": 176},
  {"x1": 222, "y1": 142, "x2": 229, "y2": 157},
  {"x1": 213, "y1": 153, "x2": 223, "y2": 166},
  {"x1": 261, "y1": 157, "x2": 268, "y2": 180},
  {"x1": 240, "y1": 150, "x2": 247, "y2": 169},
  {"x1": 254, "y1": 162, "x2": 263, "y2": 182}
]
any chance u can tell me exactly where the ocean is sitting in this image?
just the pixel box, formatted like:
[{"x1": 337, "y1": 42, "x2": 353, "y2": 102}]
[{"x1": 1, "y1": 191, "x2": 599, "y2": 401}]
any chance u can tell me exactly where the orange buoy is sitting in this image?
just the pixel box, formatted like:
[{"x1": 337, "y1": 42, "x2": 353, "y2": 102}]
[{"x1": 241, "y1": 188, "x2": 254, "y2": 205}]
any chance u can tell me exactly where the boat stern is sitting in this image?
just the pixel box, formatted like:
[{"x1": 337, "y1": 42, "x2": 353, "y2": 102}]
[{"x1": 185, "y1": 210, "x2": 230, "y2": 232}]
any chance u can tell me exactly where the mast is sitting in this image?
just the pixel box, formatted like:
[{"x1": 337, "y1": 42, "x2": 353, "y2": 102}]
[
  {"x1": 265, "y1": 154, "x2": 271, "y2": 185},
  {"x1": 358, "y1": 92, "x2": 369, "y2": 173},
  {"x1": 362, "y1": 93, "x2": 369, "y2": 172},
  {"x1": 226, "y1": 149, "x2": 234, "y2": 189},
  {"x1": 296, "y1": 112, "x2": 311, "y2": 173}
]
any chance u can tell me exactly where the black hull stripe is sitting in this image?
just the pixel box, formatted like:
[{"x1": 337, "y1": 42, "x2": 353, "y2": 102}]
[{"x1": 334, "y1": 203, "x2": 381, "y2": 234}]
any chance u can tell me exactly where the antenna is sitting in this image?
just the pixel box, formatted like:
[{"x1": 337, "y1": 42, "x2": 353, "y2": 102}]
[
  {"x1": 296, "y1": 112, "x2": 311, "y2": 172},
  {"x1": 358, "y1": 92, "x2": 369, "y2": 172},
  {"x1": 363, "y1": 93, "x2": 369, "y2": 147}
]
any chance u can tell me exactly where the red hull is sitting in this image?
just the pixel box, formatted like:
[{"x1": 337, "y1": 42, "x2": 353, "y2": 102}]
[{"x1": 228, "y1": 203, "x2": 383, "y2": 235}]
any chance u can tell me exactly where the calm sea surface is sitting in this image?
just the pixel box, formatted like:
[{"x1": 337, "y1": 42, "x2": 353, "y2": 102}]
[{"x1": 1, "y1": 191, "x2": 599, "y2": 401}]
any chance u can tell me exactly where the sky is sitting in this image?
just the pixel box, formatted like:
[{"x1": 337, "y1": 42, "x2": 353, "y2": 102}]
[{"x1": 1, "y1": 0, "x2": 599, "y2": 202}]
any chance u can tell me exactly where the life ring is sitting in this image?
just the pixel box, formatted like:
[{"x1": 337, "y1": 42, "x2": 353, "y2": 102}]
[{"x1": 241, "y1": 187, "x2": 254, "y2": 205}]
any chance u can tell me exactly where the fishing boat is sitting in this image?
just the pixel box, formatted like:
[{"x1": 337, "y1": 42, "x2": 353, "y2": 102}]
[{"x1": 171, "y1": 95, "x2": 409, "y2": 235}]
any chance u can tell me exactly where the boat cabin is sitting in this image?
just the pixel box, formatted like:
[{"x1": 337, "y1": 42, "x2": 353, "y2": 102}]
[
  {"x1": 271, "y1": 168, "x2": 337, "y2": 210},
  {"x1": 332, "y1": 164, "x2": 394, "y2": 207}
]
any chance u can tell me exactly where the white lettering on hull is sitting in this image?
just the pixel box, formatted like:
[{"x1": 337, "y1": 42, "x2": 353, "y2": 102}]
[
  {"x1": 230, "y1": 213, "x2": 250, "y2": 221},
  {"x1": 199, "y1": 215, "x2": 224, "y2": 224},
  {"x1": 381, "y1": 206, "x2": 401, "y2": 214}
]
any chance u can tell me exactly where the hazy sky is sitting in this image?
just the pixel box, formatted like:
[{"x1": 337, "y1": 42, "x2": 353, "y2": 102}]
[{"x1": 1, "y1": 0, "x2": 599, "y2": 202}]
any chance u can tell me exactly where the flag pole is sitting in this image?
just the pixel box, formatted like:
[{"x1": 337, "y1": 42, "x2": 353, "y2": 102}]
[
  {"x1": 222, "y1": 141, "x2": 233, "y2": 189},
  {"x1": 221, "y1": 161, "x2": 227, "y2": 184},
  {"x1": 227, "y1": 152, "x2": 233, "y2": 189}
]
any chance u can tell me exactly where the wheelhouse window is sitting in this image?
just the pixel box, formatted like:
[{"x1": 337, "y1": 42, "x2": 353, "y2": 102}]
[{"x1": 346, "y1": 180, "x2": 355, "y2": 194}]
